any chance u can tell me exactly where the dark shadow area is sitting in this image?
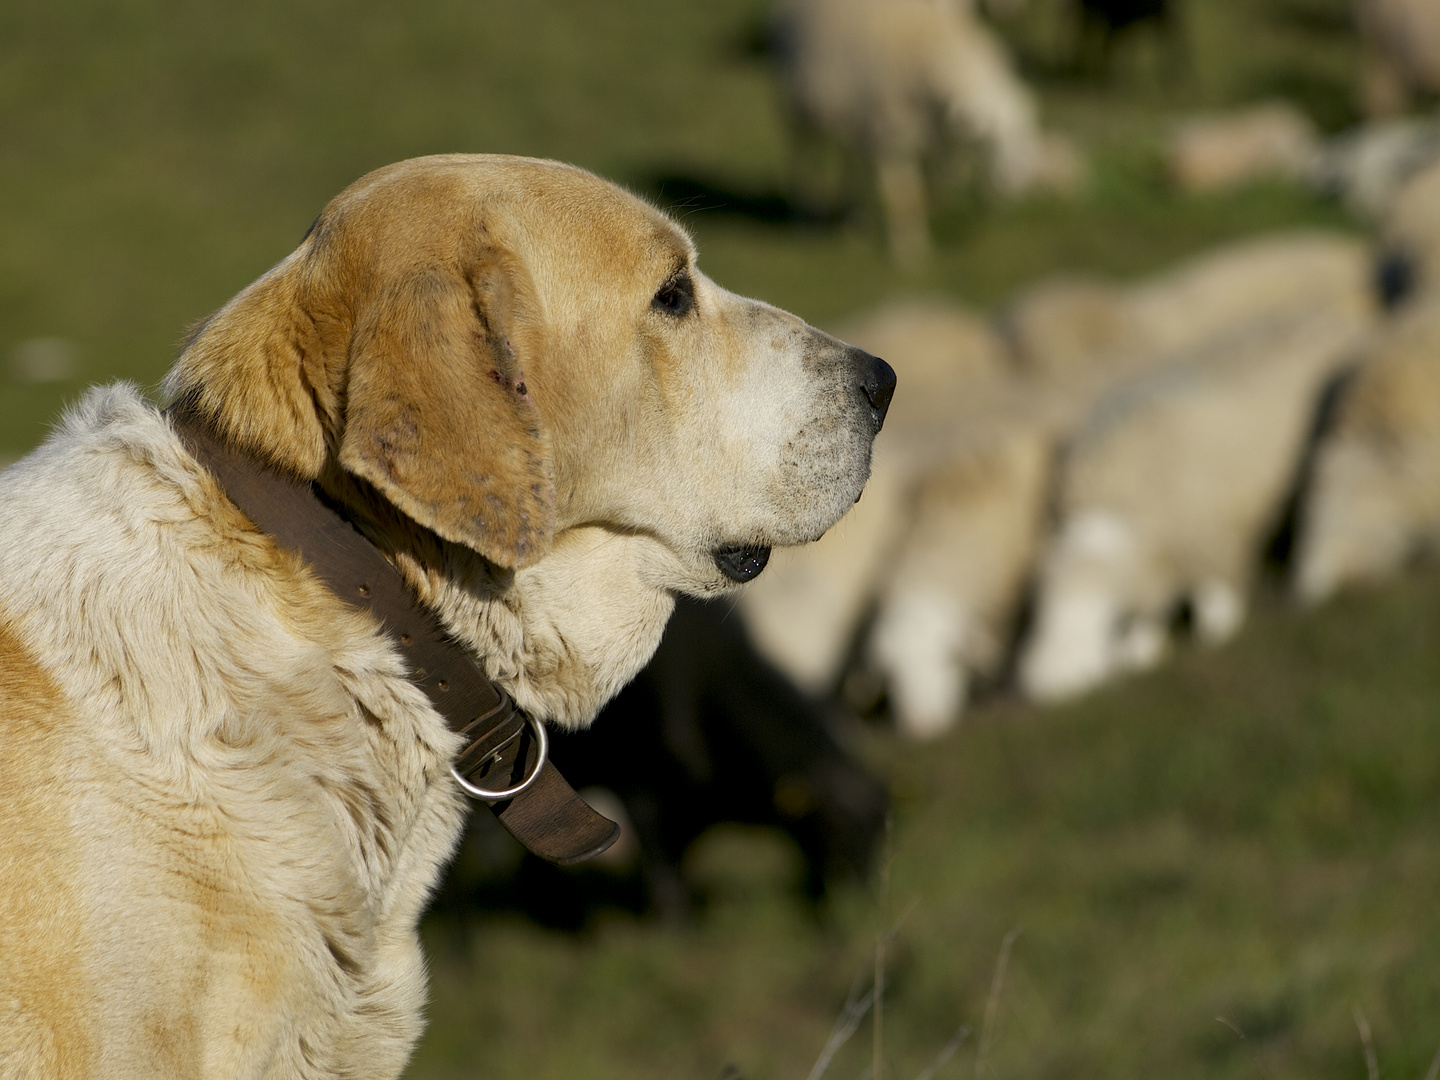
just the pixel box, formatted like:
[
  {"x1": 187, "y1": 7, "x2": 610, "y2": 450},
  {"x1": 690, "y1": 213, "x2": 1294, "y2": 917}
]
[
  {"x1": 1262, "y1": 363, "x2": 1361, "y2": 574},
  {"x1": 1377, "y1": 249, "x2": 1417, "y2": 310},
  {"x1": 1244, "y1": 68, "x2": 1359, "y2": 133},
  {"x1": 644, "y1": 172, "x2": 850, "y2": 228},
  {"x1": 430, "y1": 597, "x2": 889, "y2": 932},
  {"x1": 1018, "y1": 0, "x2": 1190, "y2": 88},
  {"x1": 1265, "y1": 0, "x2": 1355, "y2": 37},
  {"x1": 723, "y1": 8, "x2": 777, "y2": 63}
]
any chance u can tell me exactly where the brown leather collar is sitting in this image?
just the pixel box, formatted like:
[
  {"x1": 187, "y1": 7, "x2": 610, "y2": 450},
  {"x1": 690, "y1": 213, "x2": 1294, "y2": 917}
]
[{"x1": 168, "y1": 405, "x2": 619, "y2": 865}]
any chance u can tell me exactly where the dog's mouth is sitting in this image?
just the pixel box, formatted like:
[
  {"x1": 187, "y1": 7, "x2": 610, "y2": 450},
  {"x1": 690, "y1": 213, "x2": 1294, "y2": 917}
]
[{"x1": 713, "y1": 545, "x2": 772, "y2": 583}]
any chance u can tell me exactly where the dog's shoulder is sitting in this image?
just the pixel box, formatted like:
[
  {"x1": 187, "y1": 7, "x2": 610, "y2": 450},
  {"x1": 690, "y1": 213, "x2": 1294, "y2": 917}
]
[{"x1": 0, "y1": 383, "x2": 465, "y2": 1078}]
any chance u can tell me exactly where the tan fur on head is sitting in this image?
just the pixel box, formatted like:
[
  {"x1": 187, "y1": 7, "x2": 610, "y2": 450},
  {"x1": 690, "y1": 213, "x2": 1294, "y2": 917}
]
[
  {"x1": 167, "y1": 168, "x2": 556, "y2": 569},
  {"x1": 339, "y1": 246, "x2": 554, "y2": 567}
]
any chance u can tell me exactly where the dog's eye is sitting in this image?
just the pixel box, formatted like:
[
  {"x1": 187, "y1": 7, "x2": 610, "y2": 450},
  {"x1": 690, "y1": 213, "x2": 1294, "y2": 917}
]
[{"x1": 652, "y1": 272, "x2": 694, "y2": 318}]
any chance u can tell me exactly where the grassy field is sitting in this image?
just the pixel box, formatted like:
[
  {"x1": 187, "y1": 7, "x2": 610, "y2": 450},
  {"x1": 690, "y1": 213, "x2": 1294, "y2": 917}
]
[
  {"x1": 0, "y1": 0, "x2": 1360, "y2": 456},
  {"x1": 416, "y1": 569, "x2": 1440, "y2": 1080},
  {"x1": 5, "y1": 0, "x2": 1438, "y2": 1076}
]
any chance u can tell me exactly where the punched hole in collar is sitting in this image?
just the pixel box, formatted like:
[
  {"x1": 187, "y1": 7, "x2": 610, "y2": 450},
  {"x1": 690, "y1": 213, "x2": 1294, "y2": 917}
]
[
  {"x1": 400, "y1": 633, "x2": 411, "y2": 644},
  {"x1": 357, "y1": 583, "x2": 371, "y2": 597}
]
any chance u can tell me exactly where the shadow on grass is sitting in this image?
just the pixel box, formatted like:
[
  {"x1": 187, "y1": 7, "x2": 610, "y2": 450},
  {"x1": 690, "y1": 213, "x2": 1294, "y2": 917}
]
[
  {"x1": 1244, "y1": 66, "x2": 1360, "y2": 133},
  {"x1": 643, "y1": 172, "x2": 849, "y2": 229}
]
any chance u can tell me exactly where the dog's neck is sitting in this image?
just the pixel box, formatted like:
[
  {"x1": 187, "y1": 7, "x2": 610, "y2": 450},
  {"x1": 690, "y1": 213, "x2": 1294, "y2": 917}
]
[
  {"x1": 168, "y1": 404, "x2": 620, "y2": 864},
  {"x1": 315, "y1": 459, "x2": 516, "y2": 614}
]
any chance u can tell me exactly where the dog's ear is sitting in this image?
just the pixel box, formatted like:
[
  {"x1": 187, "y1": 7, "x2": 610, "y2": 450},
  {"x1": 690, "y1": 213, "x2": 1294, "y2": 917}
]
[{"x1": 338, "y1": 246, "x2": 555, "y2": 569}]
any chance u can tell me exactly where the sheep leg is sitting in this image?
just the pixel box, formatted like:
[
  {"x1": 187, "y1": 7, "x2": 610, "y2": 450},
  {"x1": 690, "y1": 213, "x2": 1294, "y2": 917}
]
[
  {"x1": 869, "y1": 589, "x2": 970, "y2": 740},
  {"x1": 875, "y1": 152, "x2": 931, "y2": 270},
  {"x1": 1193, "y1": 579, "x2": 1246, "y2": 644},
  {"x1": 1359, "y1": 45, "x2": 1410, "y2": 119}
]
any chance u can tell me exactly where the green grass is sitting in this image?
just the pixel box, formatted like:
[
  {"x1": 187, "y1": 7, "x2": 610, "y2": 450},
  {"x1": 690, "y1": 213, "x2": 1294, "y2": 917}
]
[
  {"x1": 414, "y1": 569, "x2": 1440, "y2": 1080},
  {"x1": 7, "y1": 0, "x2": 1438, "y2": 1076},
  {"x1": 0, "y1": 0, "x2": 1359, "y2": 453}
]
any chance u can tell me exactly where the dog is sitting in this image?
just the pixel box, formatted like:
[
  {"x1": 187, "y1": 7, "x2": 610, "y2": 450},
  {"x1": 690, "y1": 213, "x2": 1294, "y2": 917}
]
[{"x1": 0, "y1": 154, "x2": 894, "y2": 1078}]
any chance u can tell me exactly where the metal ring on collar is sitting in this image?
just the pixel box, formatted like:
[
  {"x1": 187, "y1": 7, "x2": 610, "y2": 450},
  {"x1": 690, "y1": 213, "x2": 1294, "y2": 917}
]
[{"x1": 450, "y1": 712, "x2": 549, "y2": 802}]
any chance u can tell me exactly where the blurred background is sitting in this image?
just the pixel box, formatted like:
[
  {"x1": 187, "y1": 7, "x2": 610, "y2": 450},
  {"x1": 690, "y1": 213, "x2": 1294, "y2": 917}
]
[{"x1": 5, "y1": 0, "x2": 1440, "y2": 1076}]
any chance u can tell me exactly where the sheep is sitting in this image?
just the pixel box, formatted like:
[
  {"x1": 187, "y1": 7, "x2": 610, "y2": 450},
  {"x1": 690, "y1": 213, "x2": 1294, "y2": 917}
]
[
  {"x1": 1310, "y1": 113, "x2": 1440, "y2": 218},
  {"x1": 865, "y1": 417, "x2": 1050, "y2": 737},
  {"x1": 1356, "y1": 0, "x2": 1440, "y2": 119},
  {"x1": 1122, "y1": 232, "x2": 1375, "y2": 358},
  {"x1": 1000, "y1": 275, "x2": 1139, "y2": 379},
  {"x1": 1293, "y1": 299, "x2": 1440, "y2": 603},
  {"x1": 773, "y1": 0, "x2": 1081, "y2": 267},
  {"x1": 746, "y1": 233, "x2": 1376, "y2": 726},
  {"x1": 1166, "y1": 102, "x2": 1320, "y2": 193},
  {"x1": 1380, "y1": 157, "x2": 1440, "y2": 301},
  {"x1": 1002, "y1": 231, "x2": 1375, "y2": 382},
  {"x1": 1019, "y1": 303, "x2": 1375, "y2": 703},
  {"x1": 738, "y1": 298, "x2": 1012, "y2": 695}
]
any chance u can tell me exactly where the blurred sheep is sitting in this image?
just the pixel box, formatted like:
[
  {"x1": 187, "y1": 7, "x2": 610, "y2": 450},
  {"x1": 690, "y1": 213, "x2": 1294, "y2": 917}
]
[
  {"x1": 739, "y1": 298, "x2": 1012, "y2": 696},
  {"x1": 1356, "y1": 0, "x2": 1440, "y2": 120},
  {"x1": 866, "y1": 419, "x2": 1050, "y2": 737},
  {"x1": 1293, "y1": 300, "x2": 1440, "y2": 604},
  {"x1": 1019, "y1": 306, "x2": 1375, "y2": 703},
  {"x1": 1380, "y1": 157, "x2": 1440, "y2": 300},
  {"x1": 1003, "y1": 232, "x2": 1375, "y2": 381},
  {"x1": 1310, "y1": 113, "x2": 1440, "y2": 217},
  {"x1": 1001, "y1": 275, "x2": 1140, "y2": 378},
  {"x1": 750, "y1": 233, "x2": 1374, "y2": 730},
  {"x1": 774, "y1": 0, "x2": 1081, "y2": 267},
  {"x1": 1166, "y1": 102, "x2": 1320, "y2": 193}
]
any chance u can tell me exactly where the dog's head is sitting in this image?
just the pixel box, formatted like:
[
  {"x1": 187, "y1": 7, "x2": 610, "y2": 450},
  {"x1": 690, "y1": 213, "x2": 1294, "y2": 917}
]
[{"x1": 166, "y1": 155, "x2": 893, "y2": 721}]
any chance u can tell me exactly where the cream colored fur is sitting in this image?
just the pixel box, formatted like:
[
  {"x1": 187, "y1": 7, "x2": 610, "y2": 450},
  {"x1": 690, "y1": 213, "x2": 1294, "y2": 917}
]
[
  {"x1": 867, "y1": 419, "x2": 1049, "y2": 737},
  {"x1": 1020, "y1": 305, "x2": 1374, "y2": 703},
  {"x1": 1294, "y1": 297, "x2": 1440, "y2": 603},
  {"x1": 1004, "y1": 232, "x2": 1374, "y2": 382},
  {"x1": 1165, "y1": 102, "x2": 1319, "y2": 193},
  {"x1": 1382, "y1": 159, "x2": 1440, "y2": 302},
  {"x1": 0, "y1": 155, "x2": 885, "y2": 1078},
  {"x1": 776, "y1": 0, "x2": 1080, "y2": 266},
  {"x1": 1357, "y1": 0, "x2": 1440, "y2": 118}
]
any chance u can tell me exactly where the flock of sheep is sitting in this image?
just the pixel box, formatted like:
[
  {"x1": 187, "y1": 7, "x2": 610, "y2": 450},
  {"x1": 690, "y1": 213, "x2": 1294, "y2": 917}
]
[
  {"x1": 738, "y1": 159, "x2": 1440, "y2": 738},
  {"x1": 771, "y1": 0, "x2": 1440, "y2": 265},
  {"x1": 737, "y1": 0, "x2": 1440, "y2": 739}
]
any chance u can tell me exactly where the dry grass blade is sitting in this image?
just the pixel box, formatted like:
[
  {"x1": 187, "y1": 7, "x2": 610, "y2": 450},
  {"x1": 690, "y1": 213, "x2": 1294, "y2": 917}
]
[
  {"x1": 974, "y1": 928, "x2": 1020, "y2": 1080},
  {"x1": 1215, "y1": 1016, "x2": 1272, "y2": 1080},
  {"x1": 807, "y1": 980, "x2": 878, "y2": 1080},
  {"x1": 1352, "y1": 1003, "x2": 1379, "y2": 1080},
  {"x1": 810, "y1": 892, "x2": 918, "y2": 1080},
  {"x1": 875, "y1": 815, "x2": 894, "y2": 1080},
  {"x1": 1423, "y1": 1041, "x2": 1440, "y2": 1080},
  {"x1": 913, "y1": 1025, "x2": 972, "y2": 1080}
]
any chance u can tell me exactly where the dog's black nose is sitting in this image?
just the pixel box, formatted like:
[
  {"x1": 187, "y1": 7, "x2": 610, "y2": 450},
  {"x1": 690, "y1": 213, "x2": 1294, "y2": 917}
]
[{"x1": 858, "y1": 352, "x2": 897, "y2": 430}]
